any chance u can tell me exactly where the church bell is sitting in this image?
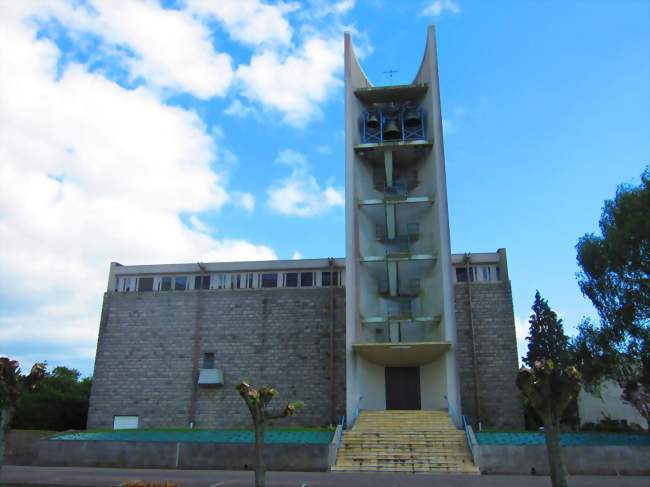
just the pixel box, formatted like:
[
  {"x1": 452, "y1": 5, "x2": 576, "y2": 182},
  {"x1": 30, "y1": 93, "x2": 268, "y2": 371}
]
[
  {"x1": 383, "y1": 118, "x2": 401, "y2": 139},
  {"x1": 365, "y1": 112, "x2": 380, "y2": 130},
  {"x1": 404, "y1": 108, "x2": 421, "y2": 128}
]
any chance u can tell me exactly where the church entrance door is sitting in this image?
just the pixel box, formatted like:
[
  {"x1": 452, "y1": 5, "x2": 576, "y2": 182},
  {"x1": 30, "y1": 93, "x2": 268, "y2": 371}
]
[{"x1": 385, "y1": 367, "x2": 421, "y2": 410}]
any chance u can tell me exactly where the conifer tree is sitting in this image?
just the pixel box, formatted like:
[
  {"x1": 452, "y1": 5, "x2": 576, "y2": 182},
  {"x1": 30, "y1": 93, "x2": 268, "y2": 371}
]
[
  {"x1": 524, "y1": 291, "x2": 570, "y2": 368},
  {"x1": 516, "y1": 292, "x2": 580, "y2": 487}
]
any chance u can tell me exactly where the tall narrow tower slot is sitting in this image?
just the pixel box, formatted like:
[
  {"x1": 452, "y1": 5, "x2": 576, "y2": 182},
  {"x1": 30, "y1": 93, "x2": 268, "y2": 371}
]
[{"x1": 344, "y1": 26, "x2": 461, "y2": 424}]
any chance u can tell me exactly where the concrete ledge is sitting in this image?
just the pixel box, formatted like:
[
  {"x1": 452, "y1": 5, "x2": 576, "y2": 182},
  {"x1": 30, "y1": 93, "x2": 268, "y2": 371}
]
[
  {"x1": 477, "y1": 444, "x2": 650, "y2": 475},
  {"x1": 5, "y1": 430, "x2": 55, "y2": 465},
  {"x1": 33, "y1": 439, "x2": 334, "y2": 471}
]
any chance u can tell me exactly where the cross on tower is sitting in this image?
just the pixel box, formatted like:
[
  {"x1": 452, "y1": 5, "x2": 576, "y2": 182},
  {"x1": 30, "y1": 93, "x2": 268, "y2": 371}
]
[{"x1": 383, "y1": 69, "x2": 399, "y2": 80}]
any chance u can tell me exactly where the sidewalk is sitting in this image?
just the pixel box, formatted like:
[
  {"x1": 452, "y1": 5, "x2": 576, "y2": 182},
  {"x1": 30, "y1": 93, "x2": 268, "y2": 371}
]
[{"x1": 1, "y1": 466, "x2": 649, "y2": 487}]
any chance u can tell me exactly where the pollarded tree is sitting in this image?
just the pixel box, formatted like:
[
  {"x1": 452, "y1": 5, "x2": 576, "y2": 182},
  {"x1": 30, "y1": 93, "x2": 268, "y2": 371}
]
[
  {"x1": 575, "y1": 166, "x2": 649, "y2": 426},
  {"x1": 0, "y1": 358, "x2": 45, "y2": 470},
  {"x1": 236, "y1": 381, "x2": 303, "y2": 487},
  {"x1": 516, "y1": 292, "x2": 581, "y2": 487}
]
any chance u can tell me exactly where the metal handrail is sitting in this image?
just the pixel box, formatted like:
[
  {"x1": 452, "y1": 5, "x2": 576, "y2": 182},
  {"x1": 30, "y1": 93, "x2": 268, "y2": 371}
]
[
  {"x1": 462, "y1": 414, "x2": 474, "y2": 455},
  {"x1": 335, "y1": 414, "x2": 345, "y2": 451},
  {"x1": 351, "y1": 395, "x2": 363, "y2": 426}
]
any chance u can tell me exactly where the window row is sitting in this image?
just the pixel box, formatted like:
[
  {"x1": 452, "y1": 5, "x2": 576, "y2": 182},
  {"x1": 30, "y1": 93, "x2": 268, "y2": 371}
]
[
  {"x1": 454, "y1": 265, "x2": 501, "y2": 283},
  {"x1": 114, "y1": 270, "x2": 344, "y2": 292}
]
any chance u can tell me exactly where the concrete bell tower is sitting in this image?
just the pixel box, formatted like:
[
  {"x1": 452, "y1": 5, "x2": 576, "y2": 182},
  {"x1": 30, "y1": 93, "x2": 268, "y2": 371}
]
[{"x1": 344, "y1": 26, "x2": 462, "y2": 425}]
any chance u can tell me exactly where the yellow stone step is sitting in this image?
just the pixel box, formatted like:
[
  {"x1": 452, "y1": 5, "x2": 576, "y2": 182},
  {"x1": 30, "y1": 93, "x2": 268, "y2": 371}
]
[{"x1": 334, "y1": 410, "x2": 478, "y2": 474}]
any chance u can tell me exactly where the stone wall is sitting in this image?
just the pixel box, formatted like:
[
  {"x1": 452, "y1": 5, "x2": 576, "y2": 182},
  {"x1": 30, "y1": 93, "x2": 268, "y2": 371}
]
[
  {"x1": 5, "y1": 430, "x2": 55, "y2": 465},
  {"x1": 34, "y1": 439, "x2": 335, "y2": 471},
  {"x1": 87, "y1": 288, "x2": 346, "y2": 429},
  {"x1": 476, "y1": 443, "x2": 650, "y2": 475},
  {"x1": 454, "y1": 281, "x2": 524, "y2": 429}
]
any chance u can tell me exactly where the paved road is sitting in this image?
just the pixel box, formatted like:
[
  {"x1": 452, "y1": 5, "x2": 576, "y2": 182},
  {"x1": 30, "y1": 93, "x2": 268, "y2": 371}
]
[{"x1": 1, "y1": 466, "x2": 648, "y2": 487}]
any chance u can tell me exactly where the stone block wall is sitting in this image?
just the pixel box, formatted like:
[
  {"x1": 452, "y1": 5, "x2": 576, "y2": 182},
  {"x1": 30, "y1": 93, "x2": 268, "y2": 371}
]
[
  {"x1": 454, "y1": 281, "x2": 524, "y2": 429},
  {"x1": 87, "y1": 288, "x2": 346, "y2": 429}
]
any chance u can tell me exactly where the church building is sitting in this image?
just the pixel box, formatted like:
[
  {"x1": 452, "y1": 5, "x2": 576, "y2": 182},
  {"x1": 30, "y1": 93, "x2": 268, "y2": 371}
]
[{"x1": 87, "y1": 26, "x2": 522, "y2": 434}]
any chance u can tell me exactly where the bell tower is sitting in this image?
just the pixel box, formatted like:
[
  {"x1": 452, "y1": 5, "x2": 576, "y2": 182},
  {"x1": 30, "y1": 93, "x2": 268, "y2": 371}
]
[{"x1": 344, "y1": 26, "x2": 461, "y2": 424}]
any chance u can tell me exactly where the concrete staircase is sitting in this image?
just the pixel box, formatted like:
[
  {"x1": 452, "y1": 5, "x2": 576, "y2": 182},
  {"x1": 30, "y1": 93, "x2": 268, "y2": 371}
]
[{"x1": 333, "y1": 410, "x2": 479, "y2": 474}]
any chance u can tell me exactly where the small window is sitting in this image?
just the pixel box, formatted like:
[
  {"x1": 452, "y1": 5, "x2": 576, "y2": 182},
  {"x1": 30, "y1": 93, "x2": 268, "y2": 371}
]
[
  {"x1": 456, "y1": 267, "x2": 476, "y2": 282},
  {"x1": 161, "y1": 276, "x2": 173, "y2": 291},
  {"x1": 121, "y1": 277, "x2": 134, "y2": 292},
  {"x1": 234, "y1": 274, "x2": 241, "y2": 289},
  {"x1": 246, "y1": 273, "x2": 254, "y2": 288},
  {"x1": 261, "y1": 273, "x2": 277, "y2": 288},
  {"x1": 482, "y1": 266, "x2": 491, "y2": 281},
  {"x1": 322, "y1": 271, "x2": 339, "y2": 286},
  {"x1": 174, "y1": 276, "x2": 187, "y2": 291},
  {"x1": 215, "y1": 274, "x2": 227, "y2": 289},
  {"x1": 203, "y1": 352, "x2": 215, "y2": 369},
  {"x1": 495, "y1": 266, "x2": 501, "y2": 281},
  {"x1": 114, "y1": 277, "x2": 121, "y2": 292},
  {"x1": 113, "y1": 415, "x2": 139, "y2": 430},
  {"x1": 194, "y1": 275, "x2": 210, "y2": 290},
  {"x1": 137, "y1": 277, "x2": 154, "y2": 292},
  {"x1": 300, "y1": 272, "x2": 313, "y2": 287},
  {"x1": 285, "y1": 272, "x2": 298, "y2": 287},
  {"x1": 455, "y1": 267, "x2": 467, "y2": 282}
]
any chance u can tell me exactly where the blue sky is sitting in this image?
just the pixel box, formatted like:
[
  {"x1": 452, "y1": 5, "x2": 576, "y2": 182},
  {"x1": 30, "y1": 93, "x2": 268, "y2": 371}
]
[{"x1": 1, "y1": 0, "x2": 648, "y2": 377}]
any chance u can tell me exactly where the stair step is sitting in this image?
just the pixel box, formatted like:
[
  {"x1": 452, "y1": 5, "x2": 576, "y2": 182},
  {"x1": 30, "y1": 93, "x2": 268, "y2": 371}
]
[
  {"x1": 332, "y1": 466, "x2": 480, "y2": 473},
  {"x1": 335, "y1": 459, "x2": 475, "y2": 466},
  {"x1": 334, "y1": 410, "x2": 477, "y2": 474}
]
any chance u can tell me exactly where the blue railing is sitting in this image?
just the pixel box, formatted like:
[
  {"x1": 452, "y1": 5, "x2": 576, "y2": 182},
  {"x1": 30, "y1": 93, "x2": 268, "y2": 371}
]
[
  {"x1": 351, "y1": 395, "x2": 363, "y2": 426},
  {"x1": 335, "y1": 414, "x2": 345, "y2": 451},
  {"x1": 462, "y1": 414, "x2": 474, "y2": 455},
  {"x1": 361, "y1": 107, "x2": 426, "y2": 144}
]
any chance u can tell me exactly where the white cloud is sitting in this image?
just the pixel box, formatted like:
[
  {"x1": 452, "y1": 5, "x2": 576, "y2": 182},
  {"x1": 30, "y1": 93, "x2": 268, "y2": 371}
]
[
  {"x1": 232, "y1": 192, "x2": 256, "y2": 213},
  {"x1": 17, "y1": 0, "x2": 360, "y2": 126},
  {"x1": 0, "y1": 6, "x2": 274, "y2": 367},
  {"x1": 188, "y1": 0, "x2": 297, "y2": 47},
  {"x1": 331, "y1": 0, "x2": 355, "y2": 15},
  {"x1": 292, "y1": 251, "x2": 303, "y2": 260},
  {"x1": 267, "y1": 149, "x2": 344, "y2": 217},
  {"x1": 189, "y1": 215, "x2": 213, "y2": 234},
  {"x1": 224, "y1": 98, "x2": 259, "y2": 119},
  {"x1": 27, "y1": 0, "x2": 234, "y2": 99},
  {"x1": 324, "y1": 186, "x2": 345, "y2": 206},
  {"x1": 309, "y1": 0, "x2": 355, "y2": 17},
  {"x1": 421, "y1": 0, "x2": 461, "y2": 16},
  {"x1": 316, "y1": 144, "x2": 332, "y2": 154},
  {"x1": 237, "y1": 37, "x2": 343, "y2": 126}
]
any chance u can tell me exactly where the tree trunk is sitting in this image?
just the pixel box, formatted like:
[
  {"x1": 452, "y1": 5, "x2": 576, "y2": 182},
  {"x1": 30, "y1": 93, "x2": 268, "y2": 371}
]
[
  {"x1": 0, "y1": 406, "x2": 15, "y2": 472},
  {"x1": 543, "y1": 411, "x2": 567, "y2": 487},
  {"x1": 254, "y1": 420, "x2": 266, "y2": 487}
]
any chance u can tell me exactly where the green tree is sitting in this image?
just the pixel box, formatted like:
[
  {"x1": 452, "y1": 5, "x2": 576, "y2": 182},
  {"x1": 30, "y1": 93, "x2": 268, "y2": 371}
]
[
  {"x1": 575, "y1": 166, "x2": 649, "y2": 426},
  {"x1": 516, "y1": 292, "x2": 581, "y2": 487},
  {"x1": 0, "y1": 358, "x2": 45, "y2": 471},
  {"x1": 524, "y1": 292, "x2": 571, "y2": 368},
  {"x1": 236, "y1": 380, "x2": 303, "y2": 487},
  {"x1": 12, "y1": 366, "x2": 92, "y2": 431}
]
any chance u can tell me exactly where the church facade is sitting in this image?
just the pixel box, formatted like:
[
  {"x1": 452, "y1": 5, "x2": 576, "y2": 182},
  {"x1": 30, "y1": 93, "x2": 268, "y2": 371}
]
[{"x1": 87, "y1": 26, "x2": 522, "y2": 431}]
